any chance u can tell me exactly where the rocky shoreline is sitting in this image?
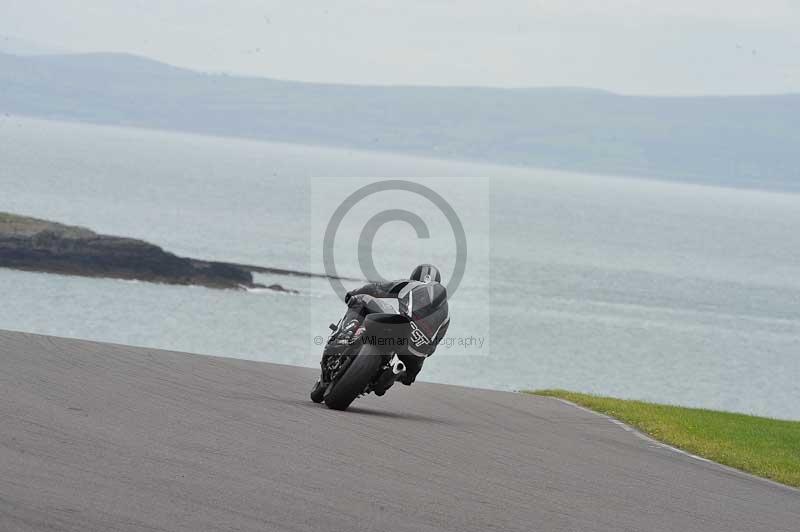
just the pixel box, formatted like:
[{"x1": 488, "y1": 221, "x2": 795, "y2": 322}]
[{"x1": 0, "y1": 213, "x2": 315, "y2": 292}]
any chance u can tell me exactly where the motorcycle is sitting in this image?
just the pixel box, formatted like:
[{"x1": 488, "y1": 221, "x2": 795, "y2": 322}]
[{"x1": 311, "y1": 290, "x2": 446, "y2": 411}]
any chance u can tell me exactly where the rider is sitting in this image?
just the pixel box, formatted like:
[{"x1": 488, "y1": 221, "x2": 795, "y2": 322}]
[{"x1": 314, "y1": 264, "x2": 450, "y2": 392}]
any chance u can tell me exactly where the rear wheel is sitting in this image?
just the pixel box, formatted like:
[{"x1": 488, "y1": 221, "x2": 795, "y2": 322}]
[{"x1": 324, "y1": 344, "x2": 383, "y2": 411}]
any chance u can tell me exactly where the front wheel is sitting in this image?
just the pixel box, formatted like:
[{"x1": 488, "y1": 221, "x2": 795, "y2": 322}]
[
  {"x1": 310, "y1": 379, "x2": 326, "y2": 403},
  {"x1": 324, "y1": 344, "x2": 383, "y2": 411}
]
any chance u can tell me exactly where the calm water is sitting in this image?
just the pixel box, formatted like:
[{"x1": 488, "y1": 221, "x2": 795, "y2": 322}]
[{"x1": 2, "y1": 116, "x2": 799, "y2": 419}]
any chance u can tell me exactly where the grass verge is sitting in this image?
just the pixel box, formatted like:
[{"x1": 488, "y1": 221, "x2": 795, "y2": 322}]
[{"x1": 530, "y1": 390, "x2": 800, "y2": 488}]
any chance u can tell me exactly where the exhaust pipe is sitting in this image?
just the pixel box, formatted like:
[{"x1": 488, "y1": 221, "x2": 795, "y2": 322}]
[{"x1": 389, "y1": 354, "x2": 406, "y2": 375}]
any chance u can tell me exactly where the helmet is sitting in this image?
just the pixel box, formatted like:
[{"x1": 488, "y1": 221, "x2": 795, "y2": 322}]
[{"x1": 410, "y1": 264, "x2": 441, "y2": 284}]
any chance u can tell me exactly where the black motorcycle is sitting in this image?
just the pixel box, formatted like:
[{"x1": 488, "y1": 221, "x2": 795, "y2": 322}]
[{"x1": 311, "y1": 289, "x2": 447, "y2": 411}]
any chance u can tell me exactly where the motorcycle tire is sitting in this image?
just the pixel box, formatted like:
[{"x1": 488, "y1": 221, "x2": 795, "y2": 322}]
[
  {"x1": 324, "y1": 344, "x2": 383, "y2": 411},
  {"x1": 310, "y1": 379, "x2": 326, "y2": 403}
]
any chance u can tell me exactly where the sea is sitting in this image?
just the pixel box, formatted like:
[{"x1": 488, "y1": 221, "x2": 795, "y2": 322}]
[{"x1": 1, "y1": 116, "x2": 798, "y2": 419}]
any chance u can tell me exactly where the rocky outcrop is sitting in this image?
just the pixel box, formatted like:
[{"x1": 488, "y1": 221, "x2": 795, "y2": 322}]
[{"x1": 0, "y1": 213, "x2": 297, "y2": 292}]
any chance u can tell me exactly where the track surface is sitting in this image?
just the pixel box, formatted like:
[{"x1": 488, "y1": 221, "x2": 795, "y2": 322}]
[{"x1": 1, "y1": 330, "x2": 797, "y2": 532}]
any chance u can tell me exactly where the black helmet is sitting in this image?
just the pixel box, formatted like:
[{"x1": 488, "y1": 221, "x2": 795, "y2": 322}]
[{"x1": 410, "y1": 264, "x2": 441, "y2": 283}]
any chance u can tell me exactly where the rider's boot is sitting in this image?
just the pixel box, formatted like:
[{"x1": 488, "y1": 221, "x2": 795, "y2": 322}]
[{"x1": 372, "y1": 368, "x2": 397, "y2": 396}]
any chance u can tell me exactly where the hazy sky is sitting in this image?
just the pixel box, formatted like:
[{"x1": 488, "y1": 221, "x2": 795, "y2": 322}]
[{"x1": 2, "y1": 1, "x2": 799, "y2": 94}]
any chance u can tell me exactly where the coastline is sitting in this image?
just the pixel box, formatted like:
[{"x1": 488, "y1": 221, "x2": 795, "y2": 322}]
[{"x1": 0, "y1": 212, "x2": 352, "y2": 292}]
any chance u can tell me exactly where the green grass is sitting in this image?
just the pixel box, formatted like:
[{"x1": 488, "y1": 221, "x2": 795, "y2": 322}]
[{"x1": 529, "y1": 390, "x2": 800, "y2": 488}]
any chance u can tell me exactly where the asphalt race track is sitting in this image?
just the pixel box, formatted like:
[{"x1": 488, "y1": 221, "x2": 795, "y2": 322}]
[{"x1": 1, "y1": 330, "x2": 797, "y2": 531}]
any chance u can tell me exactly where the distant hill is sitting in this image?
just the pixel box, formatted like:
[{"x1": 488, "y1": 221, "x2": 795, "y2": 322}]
[{"x1": 1, "y1": 51, "x2": 799, "y2": 190}]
